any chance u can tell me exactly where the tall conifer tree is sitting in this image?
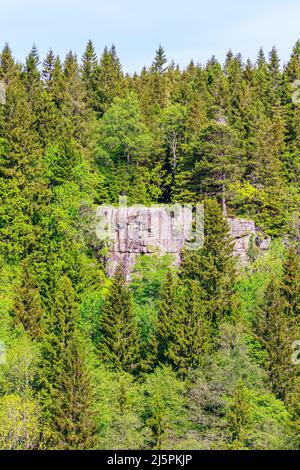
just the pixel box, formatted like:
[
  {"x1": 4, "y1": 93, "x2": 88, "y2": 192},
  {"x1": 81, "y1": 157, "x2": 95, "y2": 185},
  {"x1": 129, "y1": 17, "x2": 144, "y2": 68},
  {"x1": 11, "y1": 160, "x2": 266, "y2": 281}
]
[
  {"x1": 98, "y1": 264, "x2": 140, "y2": 373},
  {"x1": 13, "y1": 262, "x2": 44, "y2": 339},
  {"x1": 181, "y1": 198, "x2": 237, "y2": 328},
  {"x1": 39, "y1": 276, "x2": 96, "y2": 448}
]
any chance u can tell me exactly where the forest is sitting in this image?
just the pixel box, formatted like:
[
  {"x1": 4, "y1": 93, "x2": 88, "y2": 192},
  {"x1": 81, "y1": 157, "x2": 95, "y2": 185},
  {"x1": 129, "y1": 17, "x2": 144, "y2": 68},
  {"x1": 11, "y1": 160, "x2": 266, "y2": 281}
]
[{"x1": 0, "y1": 39, "x2": 299, "y2": 450}]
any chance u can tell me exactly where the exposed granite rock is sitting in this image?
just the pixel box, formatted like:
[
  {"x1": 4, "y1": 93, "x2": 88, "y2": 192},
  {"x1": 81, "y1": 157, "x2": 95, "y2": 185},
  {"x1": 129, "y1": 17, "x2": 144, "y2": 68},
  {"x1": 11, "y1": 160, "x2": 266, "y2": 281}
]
[
  {"x1": 227, "y1": 217, "x2": 255, "y2": 265},
  {"x1": 227, "y1": 217, "x2": 271, "y2": 264},
  {"x1": 97, "y1": 206, "x2": 270, "y2": 277},
  {"x1": 97, "y1": 205, "x2": 193, "y2": 277}
]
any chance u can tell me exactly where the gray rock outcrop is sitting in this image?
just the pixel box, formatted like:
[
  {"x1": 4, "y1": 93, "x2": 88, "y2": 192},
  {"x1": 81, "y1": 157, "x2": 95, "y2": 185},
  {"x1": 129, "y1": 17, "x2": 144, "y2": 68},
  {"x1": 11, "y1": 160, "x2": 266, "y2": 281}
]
[
  {"x1": 96, "y1": 206, "x2": 270, "y2": 277},
  {"x1": 227, "y1": 217, "x2": 271, "y2": 264}
]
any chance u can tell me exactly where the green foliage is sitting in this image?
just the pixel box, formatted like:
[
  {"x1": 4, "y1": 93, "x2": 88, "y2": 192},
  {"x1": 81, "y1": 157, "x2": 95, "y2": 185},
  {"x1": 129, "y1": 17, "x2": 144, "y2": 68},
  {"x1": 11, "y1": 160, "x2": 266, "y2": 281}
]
[
  {"x1": 141, "y1": 366, "x2": 188, "y2": 449},
  {"x1": 0, "y1": 41, "x2": 299, "y2": 450},
  {"x1": 155, "y1": 271, "x2": 212, "y2": 376},
  {"x1": 192, "y1": 122, "x2": 243, "y2": 210},
  {"x1": 98, "y1": 265, "x2": 140, "y2": 373},
  {"x1": 39, "y1": 276, "x2": 96, "y2": 449},
  {"x1": 50, "y1": 332, "x2": 96, "y2": 449},
  {"x1": 93, "y1": 366, "x2": 146, "y2": 449},
  {"x1": 12, "y1": 261, "x2": 44, "y2": 339},
  {"x1": 95, "y1": 45, "x2": 126, "y2": 116},
  {"x1": 254, "y1": 278, "x2": 294, "y2": 400},
  {"x1": 0, "y1": 394, "x2": 41, "y2": 450},
  {"x1": 131, "y1": 254, "x2": 175, "y2": 369},
  {"x1": 131, "y1": 253, "x2": 175, "y2": 305},
  {"x1": 227, "y1": 382, "x2": 251, "y2": 446},
  {"x1": 188, "y1": 323, "x2": 292, "y2": 450},
  {"x1": 281, "y1": 245, "x2": 300, "y2": 318},
  {"x1": 181, "y1": 198, "x2": 238, "y2": 328}
]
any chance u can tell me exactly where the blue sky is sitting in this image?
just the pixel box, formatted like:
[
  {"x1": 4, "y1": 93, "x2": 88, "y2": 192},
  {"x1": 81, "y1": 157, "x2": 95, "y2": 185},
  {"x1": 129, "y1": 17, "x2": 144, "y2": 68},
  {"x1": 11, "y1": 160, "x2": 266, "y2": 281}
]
[{"x1": 1, "y1": 0, "x2": 300, "y2": 73}]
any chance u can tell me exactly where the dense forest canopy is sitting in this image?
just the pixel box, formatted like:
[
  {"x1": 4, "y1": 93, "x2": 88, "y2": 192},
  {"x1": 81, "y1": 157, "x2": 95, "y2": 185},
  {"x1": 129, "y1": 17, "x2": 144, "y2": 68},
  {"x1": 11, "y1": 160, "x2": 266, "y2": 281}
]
[{"x1": 0, "y1": 40, "x2": 299, "y2": 449}]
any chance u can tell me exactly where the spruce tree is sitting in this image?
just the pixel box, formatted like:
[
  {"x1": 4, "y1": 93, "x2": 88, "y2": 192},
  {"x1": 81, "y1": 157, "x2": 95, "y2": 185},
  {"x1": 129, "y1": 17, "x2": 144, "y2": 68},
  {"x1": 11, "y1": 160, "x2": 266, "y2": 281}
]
[
  {"x1": 285, "y1": 39, "x2": 300, "y2": 81},
  {"x1": 37, "y1": 55, "x2": 64, "y2": 145},
  {"x1": 155, "y1": 269, "x2": 212, "y2": 376},
  {"x1": 40, "y1": 275, "x2": 79, "y2": 406},
  {"x1": 98, "y1": 264, "x2": 140, "y2": 373},
  {"x1": 181, "y1": 198, "x2": 238, "y2": 328},
  {"x1": 42, "y1": 49, "x2": 56, "y2": 88},
  {"x1": 52, "y1": 332, "x2": 96, "y2": 449},
  {"x1": 39, "y1": 276, "x2": 96, "y2": 448},
  {"x1": 279, "y1": 246, "x2": 300, "y2": 423},
  {"x1": 157, "y1": 199, "x2": 238, "y2": 375},
  {"x1": 95, "y1": 45, "x2": 125, "y2": 116},
  {"x1": 24, "y1": 45, "x2": 40, "y2": 87},
  {"x1": 227, "y1": 382, "x2": 250, "y2": 447},
  {"x1": 0, "y1": 43, "x2": 16, "y2": 84},
  {"x1": 140, "y1": 45, "x2": 170, "y2": 117},
  {"x1": 254, "y1": 47, "x2": 270, "y2": 112},
  {"x1": 0, "y1": 59, "x2": 49, "y2": 260},
  {"x1": 13, "y1": 261, "x2": 44, "y2": 340},
  {"x1": 251, "y1": 112, "x2": 284, "y2": 189},
  {"x1": 205, "y1": 55, "x2": 229, "y2": 118},
  {"x1": 151, "y1": 45, "x2": 167, "y2": 74},
  {"x1": 81, "y1": 40, "x2": 98, "y2": 106},
  {"x1": 281, "y1": 245, "x2": 300, "y2": 319},
  {"x1": 255, "y1": 278, "x2": 293, "y2": 400},
  {"x1": 191, "y1": 122, "x2": 243, "y2": 214},
  {"x1": 268, "y1": 46, "x2": 282, "y2": 110},
  {"x1": 62, "y1": 51, "x2": 89, "y2": 142}
]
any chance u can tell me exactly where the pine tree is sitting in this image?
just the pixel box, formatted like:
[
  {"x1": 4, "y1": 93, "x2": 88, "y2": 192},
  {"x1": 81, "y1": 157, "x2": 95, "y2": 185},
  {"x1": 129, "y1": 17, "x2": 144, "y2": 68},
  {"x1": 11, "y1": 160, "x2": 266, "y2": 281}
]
[
  {"x1": 98, "y1": 264, "x2": 140, "y2": 373},
  {"x1": 159, "y1": 103, "x2": 187, "y2": 200}
]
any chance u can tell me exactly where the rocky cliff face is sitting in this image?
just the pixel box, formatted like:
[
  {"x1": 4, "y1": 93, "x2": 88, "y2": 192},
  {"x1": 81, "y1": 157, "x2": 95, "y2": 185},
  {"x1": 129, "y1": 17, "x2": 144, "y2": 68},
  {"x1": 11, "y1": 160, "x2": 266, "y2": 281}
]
[
  {"x1": 97, "y1": 205, "x2": 193, "y2": 277},
  {"x1": 227, "y1": 217, "x2": 271, "y2": 264},
  {"x1": 97, "y1": 206, "x2": 270, "y2": 277}
]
